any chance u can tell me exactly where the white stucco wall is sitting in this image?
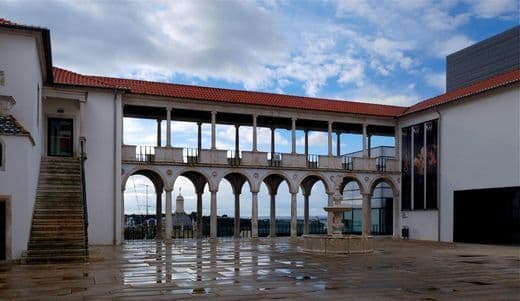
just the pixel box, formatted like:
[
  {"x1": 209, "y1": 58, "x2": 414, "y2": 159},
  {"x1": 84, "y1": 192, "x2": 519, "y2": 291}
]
[
  {"x1": 438, "y1": 86, "x2": 520, "y2": 242},
  {"x1": 0, "y1": 31, "x2": 43, "y2": 259},
  {"x1": 399, "y1": 85, "x2": 520, "y2": 242},
  {"x1": 0, "y1": 136, "x2": 35, "y2": 259},
  {"x1": 83, "y1": 90, "x2": 120, "y2": 245}
]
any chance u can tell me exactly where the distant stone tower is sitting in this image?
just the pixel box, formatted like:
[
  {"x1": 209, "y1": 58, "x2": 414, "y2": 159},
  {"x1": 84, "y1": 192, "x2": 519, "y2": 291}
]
[{"x1": 175, "y1": 188, "x2": 185, "y2": 214}]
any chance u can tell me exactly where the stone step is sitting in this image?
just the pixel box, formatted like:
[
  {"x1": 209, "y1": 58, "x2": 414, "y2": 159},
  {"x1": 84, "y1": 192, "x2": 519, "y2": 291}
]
[
  {"x1": 30, "y1": 236, "x2": 86, "y2": 242},
  {"x1": 34, "y1": 208, "x2": 84, "y2": 214},
  {"x1": 32, "y1": 224, "x2": 84, "y2": 230},
  {"x1": 35, "y1": 204, "x2": 83, "y2": 210},
  {"x1": 36, "y1": 192, "x2": 82, "y2": 198},
  {"x1": 28, "y1": 241, "x2": 86, "y2": 249},
  {"x1": 32, "y1": 218, "x2": 84, "y2": 223},
  {"x1": 24, "y1": 254, "x2": 87, "y2": 264}
]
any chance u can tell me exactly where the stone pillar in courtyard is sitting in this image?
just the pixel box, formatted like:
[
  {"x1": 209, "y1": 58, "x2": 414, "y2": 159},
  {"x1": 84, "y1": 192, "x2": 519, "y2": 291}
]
[
  {"x1": 164, "y1": 188, "x2": 173, "y2": 240},
  {"x1": 252, "y1": 190, "x2": 259, "y2": 239},
  {"x1": 290, "y1": 192, "x2": 297, "y2": 241},
  {"x1": 362, "y1": 192, "x2": 372, "y2": 236},
  {"x1": 269, "y1": 193, "x2": 276, "y2": 237},
  {"x1": 210, "y1": 189, "x2": 218, "y2": 240}
]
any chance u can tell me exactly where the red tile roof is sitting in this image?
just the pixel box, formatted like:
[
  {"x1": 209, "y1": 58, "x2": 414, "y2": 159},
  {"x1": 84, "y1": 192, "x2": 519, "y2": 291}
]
[
  {"x1": 52, "y1": 67, "x2": 520, "y2": 119},
  {"x1": 402, "y1": 68, "x2": 520, "y2": 116},
  {"x1": 53, "y1": 68, "x2": 407, "y2": 117},
  {"x1": 0, "y1": 18, "x2": 15, "y2": 25}
]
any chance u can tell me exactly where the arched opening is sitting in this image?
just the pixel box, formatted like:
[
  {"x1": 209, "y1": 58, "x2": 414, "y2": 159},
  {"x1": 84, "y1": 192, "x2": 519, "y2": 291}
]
[
  {"x1": 369, "y1": 178, "x2": 398, "y2": 236},
  {"x1": 173, "y1": 170, "x2": 210, "y2": 239},
  {"x1": 217, "y1": 172, "x2": 252, "y2": 238},
  {"x1": 340, "y1": 177, "x2": 363, "y2": 234},
  {"x1": 299, "y1": 175, "x2": 329, "y2": 235},
  {"x1": 260, "y1": 173, "x2": 293, "y2": 237},
  {"x1": 123, "y1": 170, "x2": 164, "y2": 241}
]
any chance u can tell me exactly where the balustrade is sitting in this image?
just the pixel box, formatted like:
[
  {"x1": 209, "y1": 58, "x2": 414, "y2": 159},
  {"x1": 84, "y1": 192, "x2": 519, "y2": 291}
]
[{"x1": 121, "y1": 145, "x2": 399, "y2": 173}]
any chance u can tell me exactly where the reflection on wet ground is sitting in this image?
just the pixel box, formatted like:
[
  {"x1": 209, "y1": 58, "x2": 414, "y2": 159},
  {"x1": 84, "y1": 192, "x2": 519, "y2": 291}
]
[{"x1": 0, "y1": 238, "x2": 518, "y2": 300}]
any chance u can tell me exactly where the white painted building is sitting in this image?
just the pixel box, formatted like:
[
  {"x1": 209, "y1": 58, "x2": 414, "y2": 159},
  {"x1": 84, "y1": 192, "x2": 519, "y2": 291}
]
[{"x1": 0, "y1": 19, "x2": 518, "y2": 261}]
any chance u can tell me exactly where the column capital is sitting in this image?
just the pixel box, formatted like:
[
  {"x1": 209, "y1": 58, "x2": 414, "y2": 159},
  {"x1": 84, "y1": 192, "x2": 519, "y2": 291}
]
[
  {"x1": 235, "y1": 124, "x2": 240, "y2": 128},
  {"x1": 291, "y1": 117, "x2": 297, "y2": 122},
  {"x1": 250, "y1": 189, "x2": 260, "y2": 194},
  {"x1": 328, "y1": 120, "x2": 333, "y2": 126},
  {"x1": 164, "y1": 187, "x2": 173, "y2": 193},
  {"x1": 361, "y1": 192, "x2": 372, "y2": 198},
  {"x1": 165, "y1": 106, "x2": 173, "y2": 111},
  {"x1": 211, "y1": 110, "x2": 217, "y2": 116},
  {"x1": 209, "y1": 188, "x2": 219, "y2": 193}
]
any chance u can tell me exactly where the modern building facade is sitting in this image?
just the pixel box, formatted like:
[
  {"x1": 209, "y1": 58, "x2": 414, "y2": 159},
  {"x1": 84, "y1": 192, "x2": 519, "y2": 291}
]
[{"x1": 0, "y1": 19, "x2": 518, "y2": 261}]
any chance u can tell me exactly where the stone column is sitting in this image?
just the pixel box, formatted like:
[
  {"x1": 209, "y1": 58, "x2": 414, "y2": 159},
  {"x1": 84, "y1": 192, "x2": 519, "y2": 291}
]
[
  {"x1": 367, "y1": 134, "x2": 372, "y2": 158},
  {"x1": 196, "y1": 192, "x2": 203, "y2": 239},
  {"x1": 252, "y1": 191, "x2": 259, "y2": 239},
  {"x1": 235, "y1": 124, "x2": 240, "y2": 157},
  {"x1": 270, "y1": 127, "x2": 275, "y2": 154},
  {"x1": 197, "y1": 122, "x2": 202, "y2": 152},
  {"x1": 327, "y1": 193, "x2": 334, "y2": 235},
  {"x1": 210, "y1": 189, "x2": 217, "y2": 240},
  {"x1": 328, "y1": 121, "x2": 333, "y2": 156},
  {"x1": 211, "y1": 111, "x2": 217, "y2": 150},
  {"x1": 291, "y1": 117, "x2": 296, "y2": 154},
  {"x1": 79, "y1": 101, "x2": 86, "y2": 139},
  {"x1": 166, "y1": 108, "x2": 172, "y2": 147},
  {"x1": 393, "y1": 193, "x2": 400, "y2": 239},
  {"x1": 362, "y1": 193, "x2": 372, "y2": 236},
  {"x1": 156, "y1": 190, "x2": 163, "y2": 239},
  {"x1": 336, "y1": 132, "x2": 341, "y2": 156},
  {"x1": 157, "y1": 119, "x2": 162, "y2": 147},
  {"x1": 394, "y1": 127, "x2": 400, "y2": 160},
  {"x1": 269, "y1": 193, "x2": 276, "y2": 237},
  {"x1": 290, "y1": 192, "x2": 297, "y2": 239},
  {"x1": 362, "y1": 123, "x2": 368, "y2": 158},
  {"x1": 304, "y1": 130, "x2": 309, "y2": 157},
  {"x1": 165, "y1": 188, "x2": 173, "y2": 240},
  {"x1": 234, "y1": 192, "x2": 240, "y2": 238},
  {"x1": 252, "y1": 114, "x2": 258, "y2": 152},
  {"x1": 303, "y1": 193, "x2": 310, "y2": 235}
]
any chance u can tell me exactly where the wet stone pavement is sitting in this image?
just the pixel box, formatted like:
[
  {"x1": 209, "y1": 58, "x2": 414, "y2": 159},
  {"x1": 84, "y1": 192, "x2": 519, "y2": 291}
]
[{"x1": 0, "y1": 238, "x2": 518, "y2": 300}]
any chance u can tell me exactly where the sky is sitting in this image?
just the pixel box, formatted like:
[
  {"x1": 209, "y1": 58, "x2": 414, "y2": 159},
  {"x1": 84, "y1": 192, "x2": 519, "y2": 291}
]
[{"x1": 2, "y1": 0, "x2": 518, "y2": 216}]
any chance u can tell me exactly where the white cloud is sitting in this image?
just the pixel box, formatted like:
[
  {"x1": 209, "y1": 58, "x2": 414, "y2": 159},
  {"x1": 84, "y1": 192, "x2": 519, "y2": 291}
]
[
  {"x1": 425, "y1": 72, "x2": 446, "y2": 91},
  {"x1": 469, "y1": 0, "x2": 518, "y2": 18},
  {"x1": 434, "y1": 35, "x2": 476, "y2": 57}
]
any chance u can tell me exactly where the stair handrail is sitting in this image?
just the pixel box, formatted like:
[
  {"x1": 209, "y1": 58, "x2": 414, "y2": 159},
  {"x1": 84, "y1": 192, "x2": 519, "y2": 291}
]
[{"x1": 80, "y1": 137, "x2": 89, "y2": 258}]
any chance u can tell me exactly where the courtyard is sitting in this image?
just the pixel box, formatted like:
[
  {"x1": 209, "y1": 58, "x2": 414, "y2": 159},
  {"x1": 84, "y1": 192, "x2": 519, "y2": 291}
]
[{"x1": 0, "y1": 238, "x2": 518, "y2": 300}]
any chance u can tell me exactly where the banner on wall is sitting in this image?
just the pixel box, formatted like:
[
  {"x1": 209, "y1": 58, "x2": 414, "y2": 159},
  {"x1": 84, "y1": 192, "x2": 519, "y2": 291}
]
[
  {"x1": 426, "y1": 120, "x2": 438, "y2": 209},
  {"x1": 401, "y1": 127, "x2": 412, "y2": 210},
  {"x1": 413, "y1": 124, "x2": 425, "y2": 210}
]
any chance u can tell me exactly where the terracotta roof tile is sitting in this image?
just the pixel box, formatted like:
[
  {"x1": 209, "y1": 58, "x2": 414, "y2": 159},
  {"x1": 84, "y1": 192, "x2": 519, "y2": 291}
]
[
  {"x1": 90, "y1": 75, "x2": 407, "y2": 117},
  {"x1": 402, "y1": 68, "x2": 520, "y2": 116},
  {"x1": 52, "y1": 66, "x2": 520, "y2": 118},
  {"x1": 53, "y1": 67, "x2": 116, "y2": 89}
]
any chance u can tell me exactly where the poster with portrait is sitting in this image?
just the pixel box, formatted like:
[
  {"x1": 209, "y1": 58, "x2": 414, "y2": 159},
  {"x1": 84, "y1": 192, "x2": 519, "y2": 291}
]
[
  {"x1": 426, "y1": 120, "x2": 438, "y2": 209},
  {"x1": 401, "y1": 127, "x2": 412, "y2": 210},
  {"x1": 413, "y1": 124, "x2": 424, "y2": 210}
]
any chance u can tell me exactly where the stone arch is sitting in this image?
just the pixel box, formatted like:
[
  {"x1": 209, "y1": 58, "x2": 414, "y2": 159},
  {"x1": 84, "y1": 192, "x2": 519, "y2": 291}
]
[
  {"x1": 368, "y1": 176, "x2": 399, "y2": 196},
  {"x1": 174, "y1": 168, "x2": 213, "y2": 193},
  {"x1": 122, "y1": 166, "x2": 167, "y2": 192},
  {"x1": 259, "y1": 170, "x2": 297, "y2": 194},
  {"x1": 339, "y1": 175, "x2": 365, "y2": 195},
  {"x1": 218, "y1": 170, "x2": 255, "y2": 194},
  {"x1": 298, "y1": 173, "x2": 332, "y2": 196}
]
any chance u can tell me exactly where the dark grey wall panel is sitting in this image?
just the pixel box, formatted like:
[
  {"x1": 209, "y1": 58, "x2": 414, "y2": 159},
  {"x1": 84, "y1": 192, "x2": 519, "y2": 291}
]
[{"x1": 446, "y1": 26, "x2": 519, "y2": 91}]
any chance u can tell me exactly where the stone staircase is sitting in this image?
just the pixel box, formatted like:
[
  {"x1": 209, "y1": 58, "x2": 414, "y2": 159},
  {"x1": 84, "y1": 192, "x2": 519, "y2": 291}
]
[{"x1": 24, "y1": 157, "x2": 87, "y2": 264}]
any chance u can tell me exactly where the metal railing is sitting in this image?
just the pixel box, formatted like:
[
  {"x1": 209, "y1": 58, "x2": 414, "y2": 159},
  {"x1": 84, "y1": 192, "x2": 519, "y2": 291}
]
[
  {"x1": 307, "y1": 154, "x2": 319, "y2": 168},
  {"x1": 136, "y1": 145, "x2": 155, "y2": 162},
  {"x1": 184, "y1": 148, "x2": 199, "y2": 164},
  {"x1": 376, "y1": 156, "x2": 388, "y2": 172},
  {"x1": 342, "y1": 155, "x2": 353, "y2": 170},
  {"x1": 227, "y1": 150, "x2": 242, "y2": 166},
  {"x1": 79, "y1": 138, "x2": 89, "y2": 258},
  {"x1": 268, "y1": 152, "x2": 282, "y2": 167}
]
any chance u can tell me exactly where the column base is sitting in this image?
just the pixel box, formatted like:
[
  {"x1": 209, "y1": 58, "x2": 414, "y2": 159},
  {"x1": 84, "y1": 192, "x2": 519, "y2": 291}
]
[
  {"x1": 209, "y1": 237, "x2": 218, "y2": 243},
  {"x1": 289, "y1": 236, "x2": 299, "y2": 244}
]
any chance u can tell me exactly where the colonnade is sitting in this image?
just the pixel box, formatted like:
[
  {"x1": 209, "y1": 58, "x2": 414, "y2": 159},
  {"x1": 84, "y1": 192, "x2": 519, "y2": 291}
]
[
  {"x1": 125, "y1": 178, "x2": 385, "y2": 241},
  {"x1": 153, "y1": 107, "x2": 379, "y2": 158}
]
